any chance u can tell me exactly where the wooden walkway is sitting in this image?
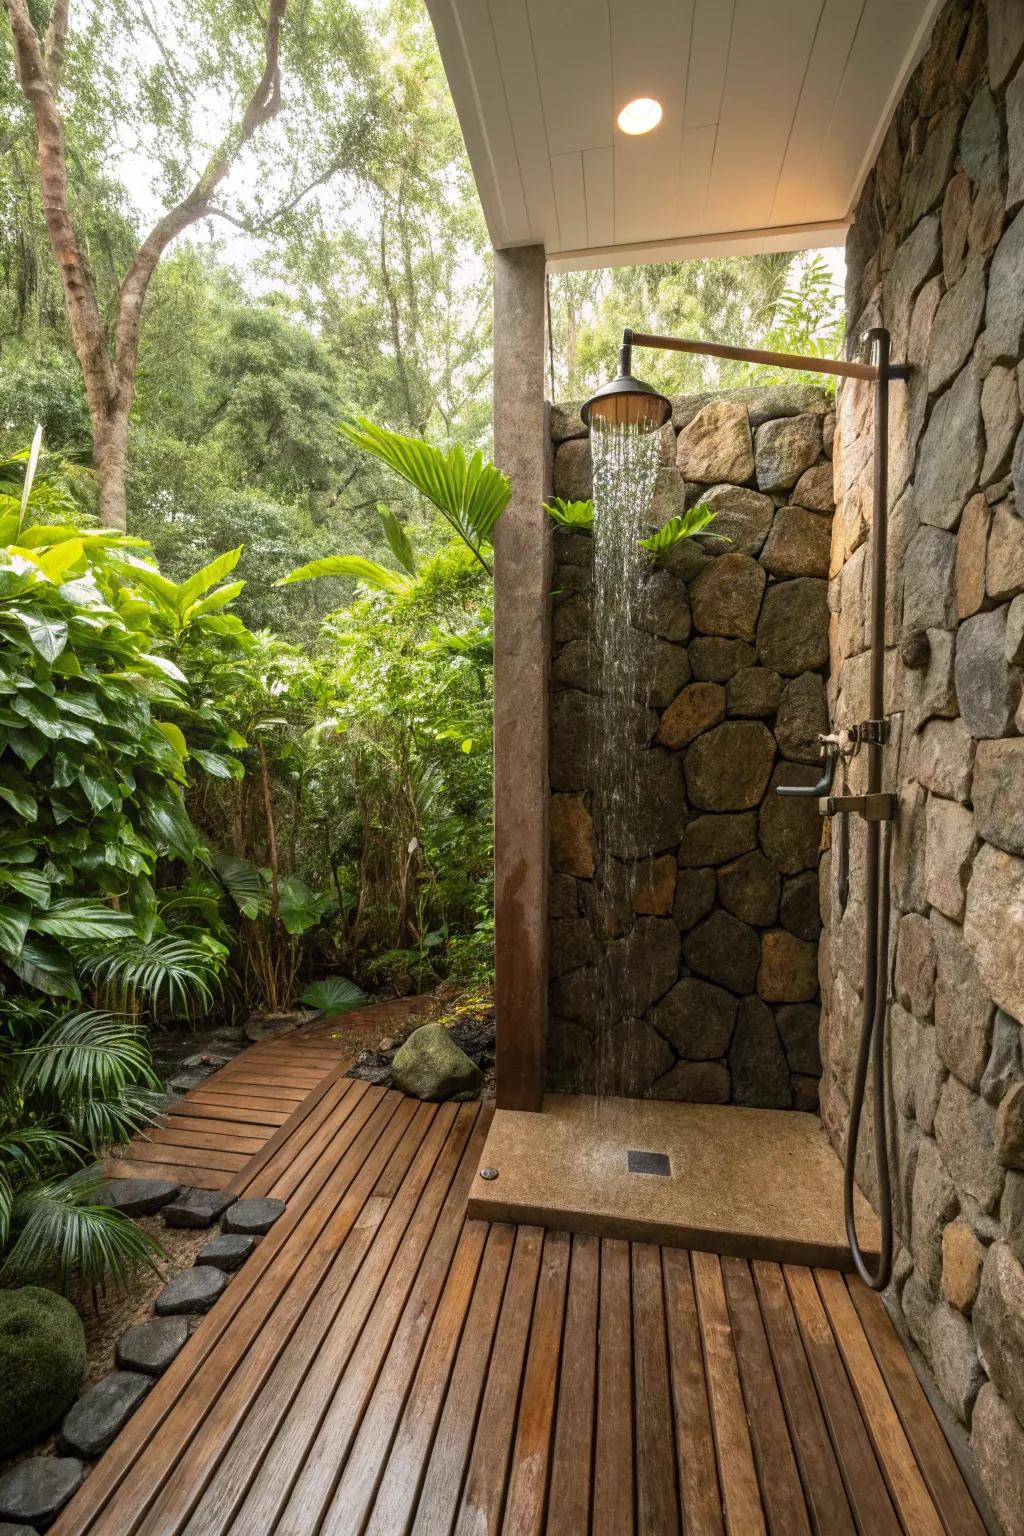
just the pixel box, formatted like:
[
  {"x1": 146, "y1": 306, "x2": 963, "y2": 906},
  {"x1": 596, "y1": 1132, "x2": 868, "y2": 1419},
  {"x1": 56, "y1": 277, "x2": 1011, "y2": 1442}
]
[
  {"x1": 66, "y1": 1080, "x2": 987, "y2": 1535},
  {"x1": 107, "y1": 1031, "x2": 350, "y2": 1189}
]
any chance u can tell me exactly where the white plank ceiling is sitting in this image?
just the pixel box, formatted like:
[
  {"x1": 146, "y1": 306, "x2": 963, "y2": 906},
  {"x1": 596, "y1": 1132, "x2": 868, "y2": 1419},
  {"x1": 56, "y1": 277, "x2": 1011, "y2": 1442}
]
[{"x1": 425, "y1": 0, "x2": 944, "y2": 269}]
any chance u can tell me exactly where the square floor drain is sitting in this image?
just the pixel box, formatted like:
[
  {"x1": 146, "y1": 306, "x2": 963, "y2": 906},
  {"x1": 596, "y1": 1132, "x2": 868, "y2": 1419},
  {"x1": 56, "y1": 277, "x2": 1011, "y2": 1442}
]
[{"x1": 627, "y1": 1149, "x2": 671, "y2": 1177}]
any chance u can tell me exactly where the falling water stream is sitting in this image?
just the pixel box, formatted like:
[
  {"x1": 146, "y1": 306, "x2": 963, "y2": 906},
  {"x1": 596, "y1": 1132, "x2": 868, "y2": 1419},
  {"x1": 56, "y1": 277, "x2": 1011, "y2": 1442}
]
[{"x1": 589, "y1": 416, "x2": 661, "y2": 1097}]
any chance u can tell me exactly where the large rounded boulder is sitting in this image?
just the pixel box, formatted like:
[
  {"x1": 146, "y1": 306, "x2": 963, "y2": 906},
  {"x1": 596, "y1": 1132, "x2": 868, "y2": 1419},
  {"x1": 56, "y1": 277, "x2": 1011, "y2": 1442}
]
[
  {"x1": 0, "y1": 1286, "x2": 85, "y2": 1455},
  {"x1": 392, "y1": 1024, "x2": 483, "y2": 1102}
]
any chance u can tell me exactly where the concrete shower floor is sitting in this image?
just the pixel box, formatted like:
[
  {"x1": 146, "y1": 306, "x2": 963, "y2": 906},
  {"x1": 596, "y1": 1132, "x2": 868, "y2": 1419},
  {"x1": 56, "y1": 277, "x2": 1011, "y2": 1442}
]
[{"x1": 467, "y1": 1093, "x2": 881, "y2": 1270}]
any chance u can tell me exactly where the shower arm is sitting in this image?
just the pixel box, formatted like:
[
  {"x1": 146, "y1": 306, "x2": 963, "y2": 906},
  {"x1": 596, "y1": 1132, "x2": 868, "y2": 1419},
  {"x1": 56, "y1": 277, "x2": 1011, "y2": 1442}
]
[{"x1": 618, "y1": 326, "x2": 910, "y2": 384}]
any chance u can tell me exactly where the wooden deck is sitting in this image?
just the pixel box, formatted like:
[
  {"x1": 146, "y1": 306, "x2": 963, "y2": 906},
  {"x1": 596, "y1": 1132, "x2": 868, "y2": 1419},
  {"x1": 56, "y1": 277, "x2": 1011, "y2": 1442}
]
[
  {"x1": 107, "y1": 1031, "x2": 350, "y2": 1189},
  {"x1": 66, "y1": 1080, "x2": 987, "y2": 1536}
]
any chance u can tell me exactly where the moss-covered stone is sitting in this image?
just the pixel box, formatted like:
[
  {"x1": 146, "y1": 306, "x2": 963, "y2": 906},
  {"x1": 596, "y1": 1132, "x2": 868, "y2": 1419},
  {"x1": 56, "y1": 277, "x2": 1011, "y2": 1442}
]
[
  {"x1": 392, "y1": 1024, "x2": 483, "y2": 1101},
  {"x1": 0, "y1": 1286, "x2": 85, "y2": 1455}
]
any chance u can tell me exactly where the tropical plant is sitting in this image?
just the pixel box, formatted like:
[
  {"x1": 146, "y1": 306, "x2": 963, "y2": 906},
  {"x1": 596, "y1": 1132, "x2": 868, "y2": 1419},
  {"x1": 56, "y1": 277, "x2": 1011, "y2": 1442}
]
[
  {"x1": 544, "y1": 497, "x2": 594, "y2": 528},
  {"x1": 301, "y1": 976, "x2": 366, "y2": 1017},
  {"x1": 1, "y1": 1002, "x2": 164, "y2": 1288},
  {"x1": 640, "y1": 503, "x2": 721, "y2": 561},
  {"x1": 337, "y1": 418, "x2": 511, "y2": 573},
  {"x1": 0, "y1": 441, "x2": 253, "y2": 1284}
]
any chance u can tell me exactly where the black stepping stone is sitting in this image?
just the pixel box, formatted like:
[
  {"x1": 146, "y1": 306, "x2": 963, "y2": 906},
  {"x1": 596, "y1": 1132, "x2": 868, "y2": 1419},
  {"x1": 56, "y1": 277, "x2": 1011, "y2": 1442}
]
[
  {"x1": 195, "y1": 1233, "x2": 256, "y2": 1272},
  {"x1": 58, "y1": 1371, "x2": 152, "y2": 1459},
  {"x1": 161, "y1": 1188, "x2": 236, "y2": 1229},
  {"x1": 116, "y1": 1316, "x2": 188, "y2": 1376},
  {"x1": 96, "y1": 1178, "x2": 182, "y2": 1216},
  {"x1": 0, "y1": 1458, "x2": 86, "y2": 1528},
  {"x1": 222, "y1": 1198, "x2": 285, "y2": 1236},
  {"x1": 0, "y1": 1521, "x2": 42, "y2": 1535},
  {"x1": 154, "y1": 1265, "x2": 227, "y2": 1315}
]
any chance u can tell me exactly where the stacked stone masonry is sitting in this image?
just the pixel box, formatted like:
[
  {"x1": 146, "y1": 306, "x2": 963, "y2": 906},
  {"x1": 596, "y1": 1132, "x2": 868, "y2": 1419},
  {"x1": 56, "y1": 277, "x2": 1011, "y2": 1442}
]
[
  {"x1": 548, "y1": 383, "x2": 834, "y2": 1112},
  {"x1": 828, "y1": 2, "x2": 1024, "y2": 1530}
]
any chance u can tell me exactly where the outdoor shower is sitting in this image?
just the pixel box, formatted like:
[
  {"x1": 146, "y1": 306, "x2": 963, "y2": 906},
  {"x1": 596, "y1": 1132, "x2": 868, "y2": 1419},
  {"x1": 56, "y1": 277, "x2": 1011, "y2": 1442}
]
[{"x1": 581, "y1": 326, "x2": 908, "y2": 1292}]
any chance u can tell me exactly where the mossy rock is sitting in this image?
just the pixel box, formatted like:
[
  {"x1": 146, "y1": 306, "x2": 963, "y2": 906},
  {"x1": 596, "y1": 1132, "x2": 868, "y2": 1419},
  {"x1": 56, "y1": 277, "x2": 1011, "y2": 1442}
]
[
  {"x1": 391, "y1": 1024, "x2": 483, "y2": 1102},
  {"x1": 0, "y1": 1286, "x2": 86, "y2": 1456}
]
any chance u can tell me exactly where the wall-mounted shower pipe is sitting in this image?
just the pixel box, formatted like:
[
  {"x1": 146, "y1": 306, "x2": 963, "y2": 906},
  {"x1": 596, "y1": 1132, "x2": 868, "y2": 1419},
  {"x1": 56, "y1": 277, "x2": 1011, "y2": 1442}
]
[{"x1": 582, "y1": 325, "x2": 906, "y2": 1291}]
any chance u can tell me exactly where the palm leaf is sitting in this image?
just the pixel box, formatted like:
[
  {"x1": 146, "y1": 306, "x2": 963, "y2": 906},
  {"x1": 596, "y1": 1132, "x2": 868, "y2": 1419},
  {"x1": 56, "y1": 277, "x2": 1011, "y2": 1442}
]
[
  {"x1": 340, "y1": 417, "x2": 510, "y2": 569},
  {"x1": 79, "y1": 938, "x2": 224, "y2": 1023},
  {"x1": 376, "y1": 503, "x2": 417, "y2": 575},
  {"x1": 301, "y1": 976, "x2": 366, "y2": 1016},
  {"x1": 18, "y1": 1010, "x2": 159, "y2": 1105},
  {"x1": 544, "y1": 497, "x2": 594, "y2": 528},
  {"x1": 3, "y1": 1169, "x2": 163, "y2": 1288},
  {"x1": 276, "y1": 555, "x2": 414, "y2": 594}
]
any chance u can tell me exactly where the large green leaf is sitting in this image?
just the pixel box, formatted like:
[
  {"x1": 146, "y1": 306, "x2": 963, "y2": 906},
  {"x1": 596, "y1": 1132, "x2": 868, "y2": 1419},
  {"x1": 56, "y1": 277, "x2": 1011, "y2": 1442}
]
[
  {"x1": 211, "y1": 850, "x2": 268, "y2": 920},
  {"x1": 277, "y1": 555, "x2": 413, "y2": 593},
  {"x1": 0, "y1": 867, "x2": 51, "y2": 906},
  {"x1": 277, "y1": 875, "x2": 334, "y2": 936},
  {"x1": 0, "y1": 901, "x2": 30, "y2": 960},
  {"x1": 8, "y1": 935, "x2": 80, "y2": 999},
  {"x1": 0, "y1": 762, "x2": 37, "y2": 821},
  {"x1": 33, "y1": 899, "x2": 136, "y2": 941},
  {"x1": 301, "y1": 975, "x2": 366, "y2": 1017},
  {"x1": 339, "y1": 417, "x2": 510, "y2": 566},
  {"x1": 176, "y1": 547, "x2": 243, "y2": 614},
  {"x1": 2, "y1": 608, "x2": 68, "y2": 662},
  {"x1": 376, "y1": 504, "x2": 417, "y2": 576}
]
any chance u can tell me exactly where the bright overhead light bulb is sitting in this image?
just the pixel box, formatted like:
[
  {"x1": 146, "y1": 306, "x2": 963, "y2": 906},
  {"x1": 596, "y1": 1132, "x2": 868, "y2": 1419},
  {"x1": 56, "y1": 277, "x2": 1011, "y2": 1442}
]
[{"x1": 617, "y1": 97, "x2": 663, "y2": 135}]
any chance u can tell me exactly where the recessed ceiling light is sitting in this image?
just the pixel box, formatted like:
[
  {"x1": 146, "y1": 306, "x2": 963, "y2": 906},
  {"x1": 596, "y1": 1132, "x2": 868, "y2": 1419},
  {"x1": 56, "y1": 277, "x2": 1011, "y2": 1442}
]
[{"x1": 617, "y1": 97, "x2": 663, "y2": 135}]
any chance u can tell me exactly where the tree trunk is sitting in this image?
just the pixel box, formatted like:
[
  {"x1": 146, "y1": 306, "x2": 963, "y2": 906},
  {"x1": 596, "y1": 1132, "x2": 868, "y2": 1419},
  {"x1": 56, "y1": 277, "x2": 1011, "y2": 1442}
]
[
  {"x1": 7, "y1": 0, "x2": 287, "y2": 532},
  {"x1": 92, "y1": 399, "x2": 130, "y2": 530}
]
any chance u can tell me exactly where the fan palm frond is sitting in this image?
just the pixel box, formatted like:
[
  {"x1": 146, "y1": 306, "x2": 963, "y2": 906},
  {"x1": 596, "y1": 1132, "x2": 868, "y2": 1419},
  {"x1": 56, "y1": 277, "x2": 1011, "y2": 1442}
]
[
  {"x1": 65, "y1": 1087, "x2": 164, "y2": 1153},
  {"x1": 3, "y1": 1169, "x2": 163, "y2": 1289},
  {"x1": 339, "y1": 417, "x2": 511, "y2": 572},
  {"x1": 17, "y1": 1010, "x2": 158, "y2": 1104},
  {"x1": 78, "y1": 938, "x2": 224, "y2": 1023}
]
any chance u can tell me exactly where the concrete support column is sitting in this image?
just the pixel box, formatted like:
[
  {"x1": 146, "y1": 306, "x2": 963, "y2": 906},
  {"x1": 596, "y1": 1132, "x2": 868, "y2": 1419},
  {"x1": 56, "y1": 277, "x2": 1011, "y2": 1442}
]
[{"x1": 491, "y1": 245, "x2": 551, "y2": 1112}]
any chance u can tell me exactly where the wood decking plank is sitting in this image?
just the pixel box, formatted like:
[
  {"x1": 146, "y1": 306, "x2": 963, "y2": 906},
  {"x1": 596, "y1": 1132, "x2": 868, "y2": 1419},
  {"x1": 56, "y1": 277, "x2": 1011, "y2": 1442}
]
[
  {"x1": 751, "y1": 1261, "x2": 855, "y2": 1536},
  {"x1": 846, "y1": 1276, "x2": 987, "y2": 1536},
  {"x1": 103, "y1": 1156, "x2": 226, "y2": 1190},
  {"x1": 592, "y1": 1238, "x2": 635, "y2": 1536},
  {"x1": 163, "y1": 1099, "x2": 289, "y2": 1127},
  {"x1": 633, "y1": 1243, "x2": 679, "y2": 1536},
  {"x1": 144, "y1": 1125, "x2": 266, "y2": 1155},
  {"x1": 364, "y1": 1224, "x2": 515, "y2": 1536},
  {"x1": 450, "y1": 1225, "x2": 544, "y2": 1536},
  {"x1": 228, "y1": 1072, "x2": 353, "y2": 1198},
  {"x1": 270, "y1": 1107, "x2": 484, "y2": 1536},
  {"x1": 546, "y1": 1234, "x2": 599, "y2": 1536},
  {"x1": 253, "y1": 1078, "x2": 372, "y2": 1203},
  {"x1": 499, "y1": 1229, "x2": 571, "y2": 1536},
  {"x1": 157, "y1": 1113, "x2": 278, "y2": 1140},
  {"x1": 691, "y1": 1249, "x2": 766, "y2": 1536},
  {"x1": 142, "y1": 1103, "x2": 453, "y2": 1536},
  {"x1": 181, "y1": 1089, "x2": 304, "y2": 1112},
  {"x1": 721, "y1": 1256, "x2": 810, "y2": 1536},
  {"x1": 783, "y1": 1265, "x2": 901, "y2": 1536},
  {"x1": 117, "y1": 1140, "x2": 247, "y2": 1173},
  {"x1": 662, "y1": 1248, "x2": 724, "y2": 1536},
  {"x1": 409, "y1": 1223, "x2": 520, "y2": 1536},
  {"x1": 815, "y1": 1269, "x2": 945, "y2": 1536},
  {"x1": 321, "y1": 1219, "x2": 492, "y2": 1536},
  {"x1": 52, "y1": 1082, "x2": 393, "y2": 1535}
]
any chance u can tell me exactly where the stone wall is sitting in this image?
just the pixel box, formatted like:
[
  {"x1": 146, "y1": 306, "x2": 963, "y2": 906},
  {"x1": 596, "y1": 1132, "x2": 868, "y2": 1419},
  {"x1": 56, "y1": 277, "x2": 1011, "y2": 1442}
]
[
  {"x1": 547, "y1": 385, "x2": 835, "y2": 1110},
  {"x1": 824, "y1": 2, "x2": 1024, "y2": 1529}
]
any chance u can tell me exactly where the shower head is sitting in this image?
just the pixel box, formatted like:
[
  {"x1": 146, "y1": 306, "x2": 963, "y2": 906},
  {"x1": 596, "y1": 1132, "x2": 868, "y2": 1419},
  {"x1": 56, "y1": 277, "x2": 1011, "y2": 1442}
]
[{"x1": 580, "y1": 329, "x2": 672, "y2": 434}]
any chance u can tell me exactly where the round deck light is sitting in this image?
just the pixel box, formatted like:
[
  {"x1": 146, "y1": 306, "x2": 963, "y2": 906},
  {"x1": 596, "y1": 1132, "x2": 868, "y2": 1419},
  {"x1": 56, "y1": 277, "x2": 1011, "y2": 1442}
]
[{"x1": 617, "y1": 97, "x2": 663, "y2": 135}]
